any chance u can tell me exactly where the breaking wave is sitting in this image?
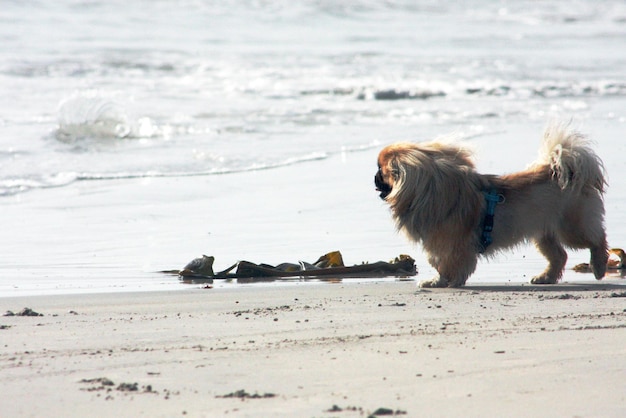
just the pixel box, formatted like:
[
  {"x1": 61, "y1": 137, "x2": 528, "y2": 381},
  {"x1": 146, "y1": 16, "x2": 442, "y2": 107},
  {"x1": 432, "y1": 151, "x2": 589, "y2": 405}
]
[
  {"x1": 74, "y1": 151, "x2": 329, "y2": 181},
  {"x1": 0, "y1": 172, "x2": 79, "y2": 197},
  {"x1": 53, "y1": 93, "x2": 168, "y2": 142},
  {"x1": 0, "y1": 152, "x2": 331, "y2": 197},
  {"x1": 301, "y1": 80, "x2": 626, "y2": 101}
]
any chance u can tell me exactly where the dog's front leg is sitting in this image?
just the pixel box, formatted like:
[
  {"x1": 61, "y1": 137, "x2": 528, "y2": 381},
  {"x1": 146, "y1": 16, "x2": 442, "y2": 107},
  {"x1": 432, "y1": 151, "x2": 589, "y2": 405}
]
[
  {"x1": 419, "y1": 276, "x2": 449, "y2": 288},
  {"x1": 419, "y1": 250, "x2": 477, "y2": 288}
]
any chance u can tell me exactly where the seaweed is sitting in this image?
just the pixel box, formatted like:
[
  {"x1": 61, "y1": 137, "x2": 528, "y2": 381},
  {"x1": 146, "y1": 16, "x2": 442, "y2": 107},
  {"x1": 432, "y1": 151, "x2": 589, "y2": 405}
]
[{"x1": 162, "y1": 251, "x2": 417, "y2": 283}]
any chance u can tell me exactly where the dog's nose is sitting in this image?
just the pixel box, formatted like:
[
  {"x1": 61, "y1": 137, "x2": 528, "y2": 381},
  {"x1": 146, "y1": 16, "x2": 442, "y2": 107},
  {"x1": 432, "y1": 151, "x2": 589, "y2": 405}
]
[
  {"x1": 375, "y1": 170, "x2": 392, "y2": 200},
  {"x1": 374, "y1": 170, "x2": 383, "y2": 189}
]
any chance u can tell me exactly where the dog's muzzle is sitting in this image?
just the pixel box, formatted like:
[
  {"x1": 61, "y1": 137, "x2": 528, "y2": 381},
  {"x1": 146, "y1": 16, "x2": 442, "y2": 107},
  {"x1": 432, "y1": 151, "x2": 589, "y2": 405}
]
[{"x1": 375, "y1": 169, "x2": 392, "y2": 200}]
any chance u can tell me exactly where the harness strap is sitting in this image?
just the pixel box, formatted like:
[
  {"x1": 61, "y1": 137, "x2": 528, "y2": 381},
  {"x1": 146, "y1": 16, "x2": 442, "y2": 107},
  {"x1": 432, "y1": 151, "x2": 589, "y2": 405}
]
[{"x1": 479, "y1": 188, "x2": 505, "y2": 253}]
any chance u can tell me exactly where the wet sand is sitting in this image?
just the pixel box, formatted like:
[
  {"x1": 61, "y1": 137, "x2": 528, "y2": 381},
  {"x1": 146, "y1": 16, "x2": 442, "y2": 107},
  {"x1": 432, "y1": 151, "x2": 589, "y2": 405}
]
[{"x1": 2, "y1": 280, "x2": 626, "y2": 417}]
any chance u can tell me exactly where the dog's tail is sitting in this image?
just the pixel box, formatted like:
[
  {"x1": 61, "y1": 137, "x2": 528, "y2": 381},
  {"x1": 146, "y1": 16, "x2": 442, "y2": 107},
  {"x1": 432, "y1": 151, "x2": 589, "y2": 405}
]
[{"x1": 536, "y1": 123, "x2": 606, "y2": 194}]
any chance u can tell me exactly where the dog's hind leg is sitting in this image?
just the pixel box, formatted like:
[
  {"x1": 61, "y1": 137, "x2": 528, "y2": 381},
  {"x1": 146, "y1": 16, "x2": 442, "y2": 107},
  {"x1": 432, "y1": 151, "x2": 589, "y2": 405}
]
[
  {"x1": 576, "y1": 210, "x2": 608, "y2": 280},
  {"x1": 590, "y1": 239, "x2": 608, "y2": 280},
  {"x1": 531, "y1": 235, "x2": 568, "y2": 284},
  {"x1": 561, "y1": 201, "x2": 608, "y2": 280}
]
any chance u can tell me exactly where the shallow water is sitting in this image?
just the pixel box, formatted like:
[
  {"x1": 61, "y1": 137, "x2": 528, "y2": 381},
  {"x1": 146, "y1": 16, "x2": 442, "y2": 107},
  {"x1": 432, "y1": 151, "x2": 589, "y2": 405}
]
[{"x1": 1, "y1": 1, "x2": 626, "y2": 295}]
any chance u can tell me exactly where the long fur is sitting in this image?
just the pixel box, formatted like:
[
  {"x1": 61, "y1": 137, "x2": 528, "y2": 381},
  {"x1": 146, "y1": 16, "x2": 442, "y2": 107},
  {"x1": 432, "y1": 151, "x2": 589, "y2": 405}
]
[{"x1": 376, "y1": 123, "x2": 608, "y2": 287}]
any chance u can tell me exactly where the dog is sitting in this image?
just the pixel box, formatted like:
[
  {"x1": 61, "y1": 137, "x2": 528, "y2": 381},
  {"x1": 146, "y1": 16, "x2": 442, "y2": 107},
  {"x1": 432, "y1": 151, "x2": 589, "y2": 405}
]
[{"x1": 375, "y1": 124, "x2": 608, "y2": 287}]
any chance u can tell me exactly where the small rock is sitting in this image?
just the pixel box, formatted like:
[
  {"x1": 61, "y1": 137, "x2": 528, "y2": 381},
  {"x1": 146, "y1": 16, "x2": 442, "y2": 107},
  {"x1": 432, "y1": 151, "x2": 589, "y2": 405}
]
[
  {"x1": 117, "y1": 382, "x2": 139, "y2": 392},
  {"x1": 4, "y1": 308, "x2": 43, "y2": 317}
]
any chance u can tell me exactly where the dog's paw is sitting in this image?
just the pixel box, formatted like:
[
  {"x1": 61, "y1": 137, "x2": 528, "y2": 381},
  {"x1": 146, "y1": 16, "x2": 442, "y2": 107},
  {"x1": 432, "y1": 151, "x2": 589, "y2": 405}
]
[
  {"x1": 530, "y1": 274, "x2": 558, "y2": 285},
  {"x1": 419, "y1": 277, "x2": 448, "y2": 288}
]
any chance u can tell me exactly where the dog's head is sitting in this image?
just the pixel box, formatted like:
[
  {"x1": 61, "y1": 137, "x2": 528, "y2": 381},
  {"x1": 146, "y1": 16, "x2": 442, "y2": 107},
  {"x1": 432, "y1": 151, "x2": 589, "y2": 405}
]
[
  {"x1": 375, "y1": 140, "x2": 481, "y2": 240},
  {"x1": 375, "y1": 141, "x2": 477, "y2": 206},
  {"x1": 374, "y1": 143, "x2": 408, "y2": 200}
]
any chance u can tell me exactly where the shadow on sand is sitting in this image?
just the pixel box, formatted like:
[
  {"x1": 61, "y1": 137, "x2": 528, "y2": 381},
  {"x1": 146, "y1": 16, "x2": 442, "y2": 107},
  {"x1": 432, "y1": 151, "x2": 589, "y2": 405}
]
[{"x1": 458, "y1": 281, "x2": 626, "y2": 293}]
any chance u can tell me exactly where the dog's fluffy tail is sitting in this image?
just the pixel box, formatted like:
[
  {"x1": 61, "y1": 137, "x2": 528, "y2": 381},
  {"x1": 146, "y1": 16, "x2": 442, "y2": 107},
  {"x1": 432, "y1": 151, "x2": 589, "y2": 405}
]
[{"x1": 536, "y1": 123, "x2": 606, "y2": 194}]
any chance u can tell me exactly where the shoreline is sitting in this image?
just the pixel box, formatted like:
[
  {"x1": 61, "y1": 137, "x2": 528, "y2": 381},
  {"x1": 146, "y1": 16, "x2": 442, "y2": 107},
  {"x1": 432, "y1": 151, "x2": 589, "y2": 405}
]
[
  {"x1": 2, "y1": 280, "x2": 626, "y2": 417},
  {"x1": 4, "y1": 120, "x2": 626, "y2": 298}
]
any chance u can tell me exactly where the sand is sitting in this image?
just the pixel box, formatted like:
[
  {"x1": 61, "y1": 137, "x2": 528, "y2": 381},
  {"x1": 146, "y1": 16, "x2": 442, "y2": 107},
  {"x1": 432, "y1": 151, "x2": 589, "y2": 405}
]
[{"x1": 2, "y1": 280, "x2": 626, "y2": 417}]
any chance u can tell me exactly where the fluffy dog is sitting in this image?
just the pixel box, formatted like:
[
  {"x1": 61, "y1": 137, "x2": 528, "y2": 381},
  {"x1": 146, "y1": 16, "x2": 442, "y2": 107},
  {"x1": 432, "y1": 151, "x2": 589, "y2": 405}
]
[{"x1": 375, "y1": 124, "x2": 608, "y2": 287}]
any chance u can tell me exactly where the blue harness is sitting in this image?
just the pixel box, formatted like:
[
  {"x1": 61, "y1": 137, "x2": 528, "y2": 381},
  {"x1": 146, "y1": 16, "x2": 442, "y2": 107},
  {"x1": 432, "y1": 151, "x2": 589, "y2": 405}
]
[{"x1": 479, "y1": 188, "x2": 505, "y2": 253}]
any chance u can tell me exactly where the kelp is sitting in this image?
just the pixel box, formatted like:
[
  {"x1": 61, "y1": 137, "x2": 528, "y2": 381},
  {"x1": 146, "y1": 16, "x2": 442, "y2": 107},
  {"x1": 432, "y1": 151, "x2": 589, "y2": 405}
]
[{"x1": 162, "y1": 251, "x2": 417, "y2": 283}]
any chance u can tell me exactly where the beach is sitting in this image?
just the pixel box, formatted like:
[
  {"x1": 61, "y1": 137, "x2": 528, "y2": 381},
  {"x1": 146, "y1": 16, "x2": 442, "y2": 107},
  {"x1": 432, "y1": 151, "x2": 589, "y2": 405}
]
[
  {"x1": 2, "y1": 127, "x2": 626, "y2": 416},
  {"x1": 2, "y1": 124, "x2": 626, "y2": 417},
  {"x1": 2, "y1": 282, "x2": 626, "y2": 417},
  {"x1": 3, "y1": 2, "x2": 626, "y2": 416}
]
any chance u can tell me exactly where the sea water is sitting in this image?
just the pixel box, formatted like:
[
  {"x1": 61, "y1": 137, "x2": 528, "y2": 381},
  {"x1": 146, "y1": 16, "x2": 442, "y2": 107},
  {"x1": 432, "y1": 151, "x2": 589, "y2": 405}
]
[{"x1": 1, "y1": 1, "x2": 626, "y2": 295}]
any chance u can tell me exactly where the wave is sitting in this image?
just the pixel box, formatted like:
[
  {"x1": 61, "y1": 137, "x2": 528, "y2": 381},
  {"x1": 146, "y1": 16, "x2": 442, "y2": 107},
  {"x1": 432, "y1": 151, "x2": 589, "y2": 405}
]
[
  {"x1": 74, "y1": 152, "x2": 329, "y2": 181},
  {"x1": 0, "y1": 142, "x2": 388, "y2": 197},
  {"x1": 0, "y1": 172, "x2": 79, "y2": 197},
  {"x1": 300, "y1": 80, "x2": 626, "y2": 101},
  {"x1": 55, "y1": 95, "x2": 132, "y2": 141},
  {"x1": 2, "y1": 56, "x2": 182, "y2": 79},
  {"x1": 54, "y1": 93, "x2": 167, "y2": 142},
  {"x1": 462, "y1": 81, "x2": 626, "y2": 98},
  {"x1": 10, "y1": 55, "x2": 626, "y2": 107},
  {"x1": 0, "y1": 152, "x2": 331, "y2": 197}
]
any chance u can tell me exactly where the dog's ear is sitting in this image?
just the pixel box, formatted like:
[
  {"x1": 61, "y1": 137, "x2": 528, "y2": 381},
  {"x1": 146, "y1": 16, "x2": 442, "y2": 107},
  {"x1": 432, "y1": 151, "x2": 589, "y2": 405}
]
[
  {"x1": 382, "y1": 150, "x2": 415, "y2": 209},
  {"x1": 378, "y1": 146, "x2": 406, "y2": 184},
  {"x1": 387, "y1": 158, "x2": 401, "y2": 183}
]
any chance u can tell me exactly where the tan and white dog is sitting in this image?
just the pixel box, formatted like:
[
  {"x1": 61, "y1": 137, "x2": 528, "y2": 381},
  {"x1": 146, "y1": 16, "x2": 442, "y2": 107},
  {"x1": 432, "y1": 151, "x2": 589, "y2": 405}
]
[{"x1": 375, "y1": 124, "x2": 608, "y2": 287}]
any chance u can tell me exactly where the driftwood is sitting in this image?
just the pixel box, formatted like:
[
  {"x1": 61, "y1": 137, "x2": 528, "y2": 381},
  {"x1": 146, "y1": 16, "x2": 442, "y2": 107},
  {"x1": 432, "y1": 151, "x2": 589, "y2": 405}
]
[{"x1": 162, "y1": 251, "x2": 417, "y2": 283}]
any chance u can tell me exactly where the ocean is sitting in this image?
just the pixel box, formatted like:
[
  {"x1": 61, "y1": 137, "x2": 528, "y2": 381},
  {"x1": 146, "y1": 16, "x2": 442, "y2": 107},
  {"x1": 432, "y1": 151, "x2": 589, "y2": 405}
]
[{"x1": 2, "y1": 0, "x2": 626, "y2": 295}]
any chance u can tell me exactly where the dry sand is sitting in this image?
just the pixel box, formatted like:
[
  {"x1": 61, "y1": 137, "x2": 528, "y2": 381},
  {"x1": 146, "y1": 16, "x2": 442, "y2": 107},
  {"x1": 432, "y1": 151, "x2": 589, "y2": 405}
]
[{"x1": 2, "y1": 280, "x2": 626, "y2": 417}]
